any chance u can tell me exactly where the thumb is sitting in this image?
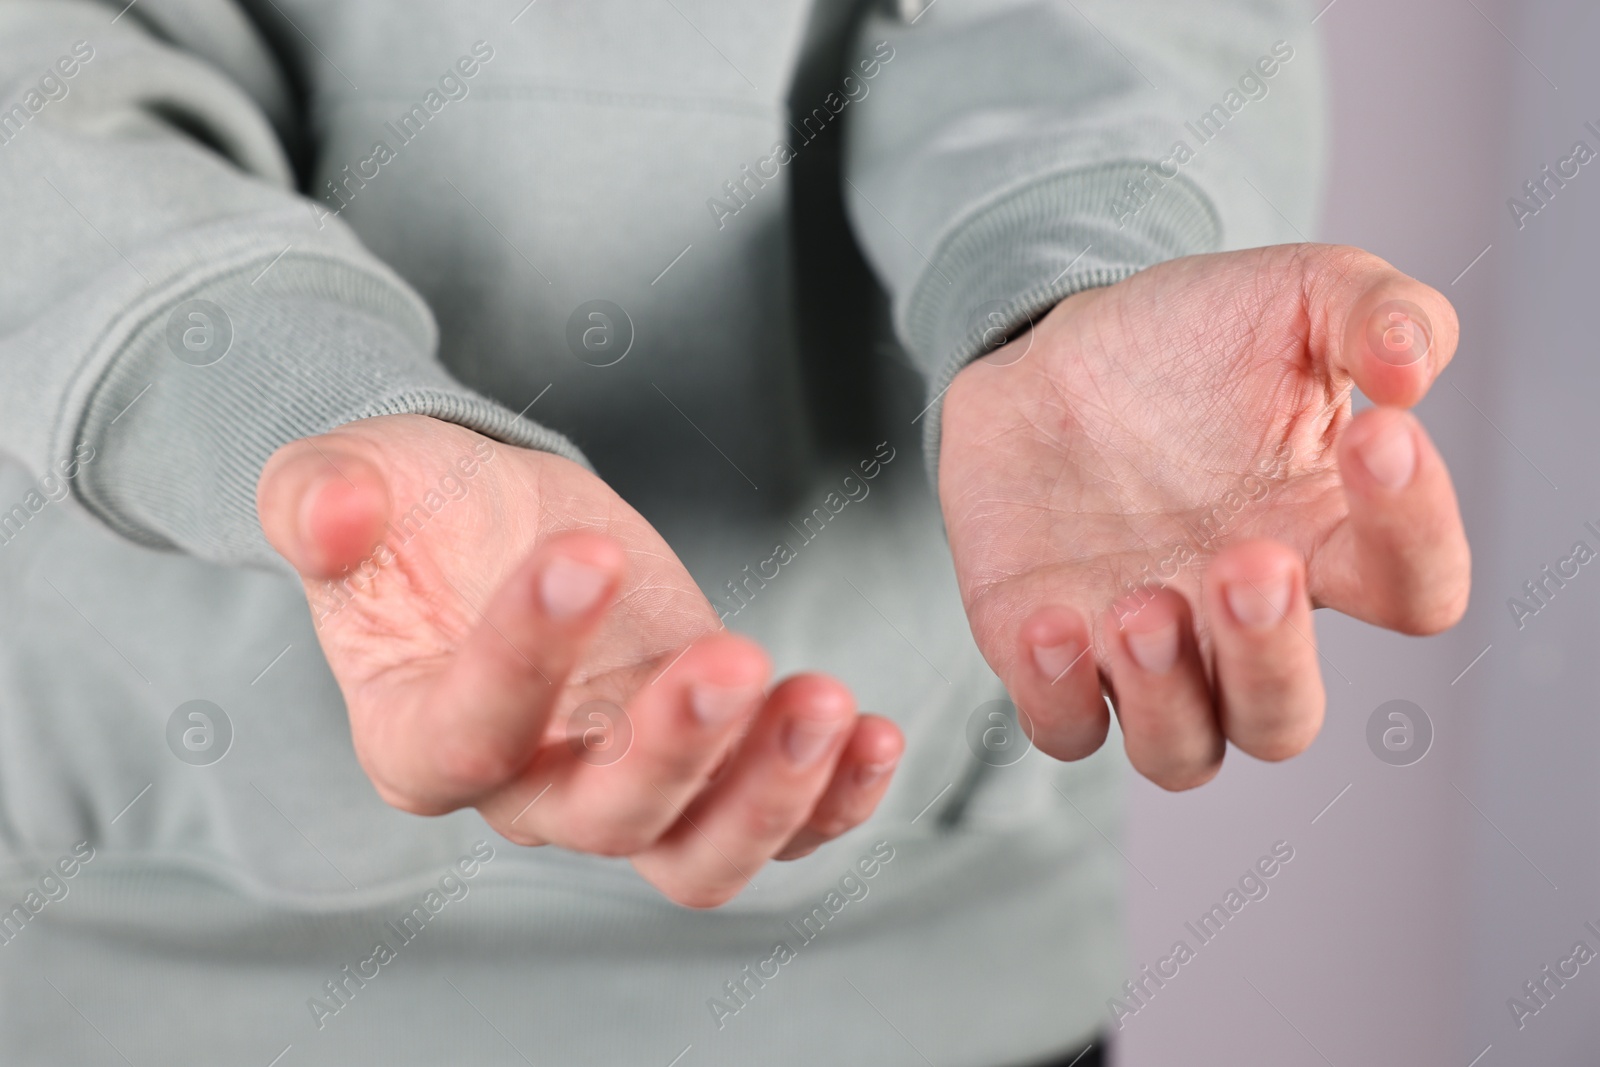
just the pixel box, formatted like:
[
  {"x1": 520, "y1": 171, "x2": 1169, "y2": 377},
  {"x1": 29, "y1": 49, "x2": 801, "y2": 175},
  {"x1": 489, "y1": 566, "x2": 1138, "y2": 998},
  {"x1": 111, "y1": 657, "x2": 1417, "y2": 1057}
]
[
  {"x1": 256, "y1": 435, "x2": 391, "y2": 579},
  {"x1": 1293, "y1": 243, "x2": 1461, "y2": 408}
]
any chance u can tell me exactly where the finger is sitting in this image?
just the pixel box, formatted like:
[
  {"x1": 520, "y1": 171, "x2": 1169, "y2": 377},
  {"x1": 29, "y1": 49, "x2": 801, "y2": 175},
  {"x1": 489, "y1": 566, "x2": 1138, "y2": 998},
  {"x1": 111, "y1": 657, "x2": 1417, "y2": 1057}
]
[
  {"x1": 1309, "y1": 407, "x2": 1471, "y2": 635},
  {"x1": 257, "y1": 437, "x2": 391, "y2": 578},
  {"x1": 1298, "y1": 244, "x2": 1460, "y2": 408},
  {"x1": 1203, "y1": 540, "x2": 1325, "y2": 762},
  {"x1": 958, "y1": 579, "x2": 1110, "y2": 762},
  {"x1": 364, "y1": 532, "x2": 624, "y2": 812},
  {"x1": 1102, "y1": 588, "x2": 1223, "y2": 791},
  {"x1": 486, "y1": 632, "x2": 771, "y2": 855},
  {"x1": 1012, "y1": 604, "x2": 1109, "y2": 761},
  {"x1": 774, "y1": 715, "x2": 904, "y2": 861},
  {"x1": 632, "y1": 674, "x2": 857, "y2": 907}
]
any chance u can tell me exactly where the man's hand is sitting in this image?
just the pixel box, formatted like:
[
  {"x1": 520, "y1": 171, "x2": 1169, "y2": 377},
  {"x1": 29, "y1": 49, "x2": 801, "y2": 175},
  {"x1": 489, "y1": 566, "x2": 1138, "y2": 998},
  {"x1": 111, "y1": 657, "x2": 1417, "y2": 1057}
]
[
  {"x1": 256, "y1": 414, "x2": 903, "y2": 906},
  {"x1": 939, "y1": 244, "x2": 1470, "y2": 790}
]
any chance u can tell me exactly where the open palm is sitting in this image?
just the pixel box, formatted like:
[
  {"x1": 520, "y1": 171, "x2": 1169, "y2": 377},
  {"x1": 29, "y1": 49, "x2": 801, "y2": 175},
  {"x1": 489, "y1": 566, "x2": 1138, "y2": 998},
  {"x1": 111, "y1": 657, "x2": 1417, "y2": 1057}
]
[
  {"x1": 939, "y1": 244, "x2": 1470, "y2": 789},
  {"x1": 257, "y1": 414, "x2": 903, "y2": 906}
]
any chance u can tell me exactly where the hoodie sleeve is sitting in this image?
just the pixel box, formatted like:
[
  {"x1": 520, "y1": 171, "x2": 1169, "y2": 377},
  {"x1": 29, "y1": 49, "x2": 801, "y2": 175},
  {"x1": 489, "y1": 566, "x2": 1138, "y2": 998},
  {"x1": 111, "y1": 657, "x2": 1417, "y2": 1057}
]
[
  {"x1": 0, "y1": 0, "x2": 585, "y2": 570},
  {"x1": 842, "y1": 0, "x2": 1326, "y2": 468}
]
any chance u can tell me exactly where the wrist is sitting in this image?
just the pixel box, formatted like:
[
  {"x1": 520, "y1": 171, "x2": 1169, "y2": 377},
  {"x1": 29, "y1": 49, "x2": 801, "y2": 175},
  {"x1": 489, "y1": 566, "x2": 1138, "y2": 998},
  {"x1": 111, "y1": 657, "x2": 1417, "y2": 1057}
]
[{"x1": 79, "y1": 257, "x2": 584, "y2": 570}]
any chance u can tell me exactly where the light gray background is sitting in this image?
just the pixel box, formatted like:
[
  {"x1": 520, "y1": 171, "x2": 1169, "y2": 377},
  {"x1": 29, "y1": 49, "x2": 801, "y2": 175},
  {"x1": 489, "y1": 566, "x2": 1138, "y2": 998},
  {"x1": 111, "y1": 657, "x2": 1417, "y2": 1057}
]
[{"x1": 1120, "y1": 0, "x2": 1597, "y2": 1063}]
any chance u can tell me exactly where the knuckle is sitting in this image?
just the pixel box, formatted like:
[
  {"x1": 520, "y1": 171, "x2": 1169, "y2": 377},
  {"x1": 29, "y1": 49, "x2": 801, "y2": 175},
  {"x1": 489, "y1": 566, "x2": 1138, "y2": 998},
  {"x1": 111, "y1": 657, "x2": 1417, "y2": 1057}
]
[
  {"x1": 562, "y1": 811, "x2": 654, "y2": 857},
  {"x1": 1133, "y1": 739, "x2": 1224, "y2": 792},
  {"x1": 776, "y1": 832, "x2": 821, "y2": 861},
  {"x1": 669, "y1": 753, "x2": 714, "y2": 786},
  {"x1": 742, "y1": 798, "x2": 803, "y2": 841},
  {"x1": 1324, "y1": 243, "x2": 1390, "y2": 280},
  {"x1": 1237, "y1": 721, "x2": 1320, "y2": 763},
  {"x1": 1396, "y1": 586, "x2": 1470, "y2": 636},
  {"x1": 370, "y1": 780, "x2": 449, "y2": 817},
  {"x1": 812, "y1": 813, "x2": 856, "y2": 840},
  {"x1": 652, "y1": 745, "x2": 713, "y2": 787},
  {"x1": 660, "y1": 879, "x2": 743, "y2": 910},
  {"x1": 492, "y1": 821, "x2": 548, "y2": 849},
  {"x1": 358, "y1": 750, "x2": 453, "y2": 816},
  {"x1": 1147, "y1": 760, "x2": 1222, "y2": 793},
  {"x1": 430, "y1": 741, "x2": 522, "y2": 797},
  {"x1": 1226, "y1": 689, "x2": 1325, "y2": 764},
  {"x1": 1125, "y1": 712, "x2": 1208, "y2": 757},
  {"x1": 1290, "y1": 242, "x2": 1387, "y2": 291}
]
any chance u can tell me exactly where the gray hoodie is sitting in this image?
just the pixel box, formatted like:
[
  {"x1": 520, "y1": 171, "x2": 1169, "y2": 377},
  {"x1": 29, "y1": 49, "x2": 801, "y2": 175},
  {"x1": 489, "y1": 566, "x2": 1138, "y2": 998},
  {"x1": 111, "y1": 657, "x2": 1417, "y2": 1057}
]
[{"x1": 0, "y1": 1, "x2": 1321, "y2": 1063}]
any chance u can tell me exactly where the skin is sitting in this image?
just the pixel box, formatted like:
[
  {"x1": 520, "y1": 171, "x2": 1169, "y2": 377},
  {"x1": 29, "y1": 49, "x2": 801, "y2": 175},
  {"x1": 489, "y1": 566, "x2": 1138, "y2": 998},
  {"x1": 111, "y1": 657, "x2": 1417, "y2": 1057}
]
[
  {"x1": 255, "y1": 415, "x2": 903, "y2": 908},
  {"x1": 255, "y1": 241, "x2": 1471, "y2": 903},
  {"x1": 938, "y1": 243, "x2": 1471, "y2": 790}
]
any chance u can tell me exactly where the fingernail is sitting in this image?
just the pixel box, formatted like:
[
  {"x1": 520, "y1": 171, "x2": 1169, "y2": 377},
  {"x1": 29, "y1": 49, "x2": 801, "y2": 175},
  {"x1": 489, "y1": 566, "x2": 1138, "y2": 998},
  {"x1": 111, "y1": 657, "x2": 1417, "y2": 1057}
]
[
  {"x1": 784, "y1": 716, "x2": 845, "y2": 768},
  {"x1": 1359, "y1": 420, "x2": 1416, "y2": 490},
  {"x1": 1126, "y1": 622, "x2": 1179, "y2": 674},
  {"x1": 296, "y1": 469, "x2": 339, "y2": 544},
  {"x1": 690, "y1": 683, "x2": 761, "y2": 728},
  {"x1": 1226, "y1": 572, "x2": 1292, "y2": 629},
  {"x1": 855, "y1": 758, "x2": 899, "y2": 787},
  {"x1": 539, "y1": 556, "x2": 609, "y2": 619},
  {"x1": 1032, "y1": 641, "x2": 1084, "y2": 682}
]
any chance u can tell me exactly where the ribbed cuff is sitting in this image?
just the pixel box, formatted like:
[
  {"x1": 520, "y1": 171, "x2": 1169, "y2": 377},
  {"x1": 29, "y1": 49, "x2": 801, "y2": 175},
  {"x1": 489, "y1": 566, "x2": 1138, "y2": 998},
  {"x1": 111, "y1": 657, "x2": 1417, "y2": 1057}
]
[
  {"x1": 902, "y1": 162, "x2": 1222, "y2": 484},
  {"x1": 74, "y1": 250, "x2": 586, "y2": 570}
]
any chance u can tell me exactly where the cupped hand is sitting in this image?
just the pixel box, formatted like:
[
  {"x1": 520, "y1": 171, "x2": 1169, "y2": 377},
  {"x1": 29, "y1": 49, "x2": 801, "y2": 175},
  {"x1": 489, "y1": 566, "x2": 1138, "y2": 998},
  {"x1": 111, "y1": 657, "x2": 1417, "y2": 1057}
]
[
  {"x1": 939, "y1": 244, "x2": 1470, "y2": 789},
  {"x1": 256, "y1": 414, "x2": 903, "y2": 906}
]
